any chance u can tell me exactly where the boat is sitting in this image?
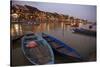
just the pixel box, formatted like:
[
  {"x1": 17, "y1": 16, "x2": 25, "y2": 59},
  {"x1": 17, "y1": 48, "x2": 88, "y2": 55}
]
[
  {"x1": 72, "y1": 28, "x2": 96, "y2": 36},
  {"x1": 21, "y1": 32, "x2": 54, "y2": 65},
  {"x1": 42, "y1": 33, "x2": 82, "y2": 60},
  {"x1": 11, "y1": 35, "x2": 24, "y2": 42}
]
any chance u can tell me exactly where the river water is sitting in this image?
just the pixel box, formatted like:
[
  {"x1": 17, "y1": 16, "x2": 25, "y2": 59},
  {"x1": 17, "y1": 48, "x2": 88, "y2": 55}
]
[{"x1": 11, "y1": 22, "x2": 96, "y2": 66}]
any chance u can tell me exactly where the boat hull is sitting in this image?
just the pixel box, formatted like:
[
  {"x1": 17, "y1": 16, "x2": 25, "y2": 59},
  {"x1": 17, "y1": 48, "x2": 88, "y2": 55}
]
[
  {"x1": 21, "y1": 32, "x2": 54, "y2": 65},
  {"x1": 42, "y1": 33, "x2": 82, "y2": 60},
  {"x1": 73, "y1": 28, "x2": 96, "y2": 36}
]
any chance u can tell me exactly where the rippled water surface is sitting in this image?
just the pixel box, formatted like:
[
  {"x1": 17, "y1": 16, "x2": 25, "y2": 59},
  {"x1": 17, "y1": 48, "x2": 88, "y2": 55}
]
[{"x1": 11, "y1": 22, "x2": 96, "y2": 66}]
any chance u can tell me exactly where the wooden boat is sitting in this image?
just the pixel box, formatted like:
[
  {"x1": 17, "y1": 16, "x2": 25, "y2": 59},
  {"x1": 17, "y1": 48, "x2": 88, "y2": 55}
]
[
  {"x1": 42, "y1": 33, "x2": 82, "y2": 60},
  {"x1": 21, "y1": 32, "x2": 54, "y2": 65},
  {"x1": 72, "y1": 28, "x2": 96, "y2": 36}
]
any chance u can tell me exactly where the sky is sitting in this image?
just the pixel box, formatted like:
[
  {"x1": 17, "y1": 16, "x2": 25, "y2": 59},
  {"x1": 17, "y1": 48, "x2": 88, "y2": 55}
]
[{"x1": 12, "y1": 0, "x2": 96, "y2": 22}]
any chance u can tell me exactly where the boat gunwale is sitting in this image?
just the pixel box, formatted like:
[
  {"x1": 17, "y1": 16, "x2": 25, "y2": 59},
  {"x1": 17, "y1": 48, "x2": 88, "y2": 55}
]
[
  {"x1": 42, "y1": 33, "x2": 82, "y2": 59},
  {"x1": 21, "y1": 33, "x2": 54, "y2": 65},
  {"x1": 73, "y1": 28, "x2": 96, "y2": 36}
]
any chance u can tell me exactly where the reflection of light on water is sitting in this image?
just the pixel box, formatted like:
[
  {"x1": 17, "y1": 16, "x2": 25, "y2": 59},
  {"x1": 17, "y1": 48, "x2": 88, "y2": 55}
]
[
  {"x1": 14, "y1": 24, "x2": 19, "y2": 34},
  {"x1": 11, "y1": 28, "x2": 14, "y2": 36},
  {"x1": 11, "y1": 24, "x2": 23, "y2": 36},
  {"x1": 37, "y1": 23, "x2": 47, "y2": 32},
  {"x1": 36, "y1": 24, "x2": 41, "y2": 32},
  {"x1": 61, "y1": 22, "x2": 64, "y2": 29},
  {"x1": 43, "y1": 23, "x2": 46, "y2": 31},
  {"x1": 19, "y1": 25, "x2": 23, "y2": 35},
  {"x1": 47, "y1": 23, "x2": 50, "y2": 32}
]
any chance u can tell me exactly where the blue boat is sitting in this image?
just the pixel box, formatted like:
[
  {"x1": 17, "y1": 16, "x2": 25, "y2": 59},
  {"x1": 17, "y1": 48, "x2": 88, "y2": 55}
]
[
  {"x1": 42, "y1": 33, "x2": 82, "y2": 60},
  {"x1": 21, "y1": 32, "x2": 54, "y2": 65},
  {"x1": 72, "y1": 28, "x2": 96, "y2": 36}
]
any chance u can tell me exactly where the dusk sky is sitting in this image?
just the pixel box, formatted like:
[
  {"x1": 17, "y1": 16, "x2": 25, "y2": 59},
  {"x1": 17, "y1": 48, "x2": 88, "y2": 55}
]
[{"x1": 12, "y1": 1, "x2": 96, "y2": 22}]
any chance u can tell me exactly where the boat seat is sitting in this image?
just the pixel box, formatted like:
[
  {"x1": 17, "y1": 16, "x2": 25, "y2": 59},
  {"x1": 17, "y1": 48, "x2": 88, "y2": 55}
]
[
  {"x1": 34, "y1": 40, "x2": 46, "y2": 47},
  {"x1": 42, "y1": 34, "x2": 48, "y2": 37},
  {"x1": 47, "y1": 40, "x2": 54, "y2": 42},
  {"x1": 26, "y1": 33, "x2": 35, "y2": 36},
  {"x1": 28, "y1": 40, "x2": 52, "y2": 63},
  {"x1": 44, "y1": 38, "x2": 53, "y2": 42},
  {"x1": 34, "y1": 39, "x2": 43, "y2": 43},
  {"x1": 55, "y1": 45, "x2": 64, "y2": 49},
  {"x1": 24, "y1": 37, "x2": 38, "y2": 42},
  {"x1": 25, "y1": 36, "x2": 37, "y2": 39}
]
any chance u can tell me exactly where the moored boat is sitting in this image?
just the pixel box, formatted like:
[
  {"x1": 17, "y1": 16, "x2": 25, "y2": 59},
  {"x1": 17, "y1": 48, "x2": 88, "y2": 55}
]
[
  {"x1": 42, "y1": 33, "x2": 82, "y2": 60},
  {"x1": 21, "y1": 32, "x2": 54, "y2": 65},
  {"x1": 72, "y1": 28, "x2": 96, "y2": 36}
]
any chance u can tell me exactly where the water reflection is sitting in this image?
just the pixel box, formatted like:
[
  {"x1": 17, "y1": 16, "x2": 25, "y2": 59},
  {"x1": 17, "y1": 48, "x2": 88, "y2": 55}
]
[{"x1": 11, "y1": 22, "x2": 96, "y2": 65}]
